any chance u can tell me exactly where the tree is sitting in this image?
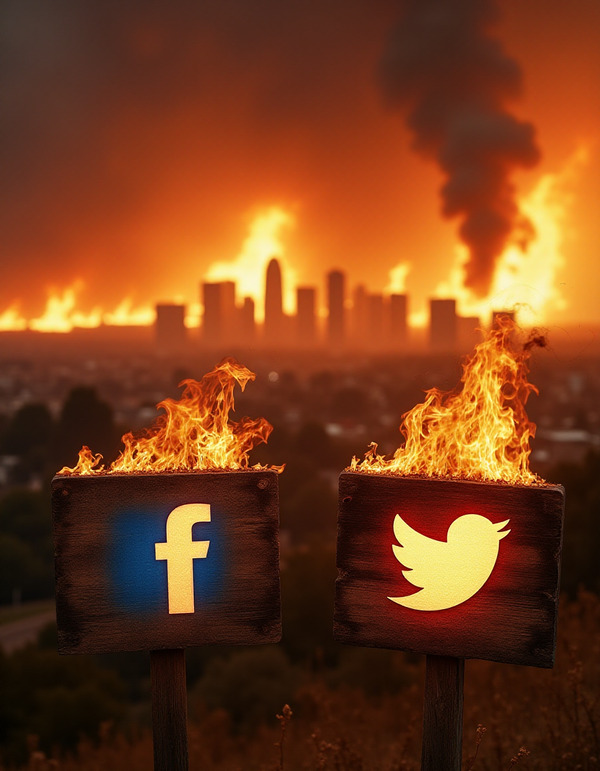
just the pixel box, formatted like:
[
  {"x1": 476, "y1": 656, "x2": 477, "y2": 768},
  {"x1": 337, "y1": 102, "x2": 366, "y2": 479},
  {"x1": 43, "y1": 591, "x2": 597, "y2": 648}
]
[
  {"x1": 0, "y1": 491, "x2": 53, "y2": 601},
  {"x1": 548, "y1": 451, "x2": 600, "y2": 596},
  {"x1": 53, "y1": 387, "x2": 119, "y2": 469},
  {"x1": 2, "y1": 403, "x2": 54, "y2": 457}
]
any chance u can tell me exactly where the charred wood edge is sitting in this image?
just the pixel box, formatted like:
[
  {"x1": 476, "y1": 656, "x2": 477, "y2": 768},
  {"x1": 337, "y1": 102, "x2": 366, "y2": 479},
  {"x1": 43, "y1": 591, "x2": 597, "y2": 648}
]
[
  {"x1": 151, "y1": 648, "x2": 188, "y2": 771},
  {"x1": 338, "y1": 468, "x2": 565, "y2": 492}
]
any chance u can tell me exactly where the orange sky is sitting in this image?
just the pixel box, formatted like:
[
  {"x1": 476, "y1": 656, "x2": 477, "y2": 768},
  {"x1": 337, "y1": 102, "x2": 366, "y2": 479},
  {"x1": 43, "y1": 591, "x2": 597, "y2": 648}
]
[{"x1": 2, "y1": 0, "x2": 599, "y2": 327}]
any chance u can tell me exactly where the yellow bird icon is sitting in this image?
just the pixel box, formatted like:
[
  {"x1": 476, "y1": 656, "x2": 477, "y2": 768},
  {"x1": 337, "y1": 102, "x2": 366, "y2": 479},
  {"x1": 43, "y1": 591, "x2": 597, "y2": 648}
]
[{"x1": 388, "y1": 514, "x2": 510, "y2": 611}]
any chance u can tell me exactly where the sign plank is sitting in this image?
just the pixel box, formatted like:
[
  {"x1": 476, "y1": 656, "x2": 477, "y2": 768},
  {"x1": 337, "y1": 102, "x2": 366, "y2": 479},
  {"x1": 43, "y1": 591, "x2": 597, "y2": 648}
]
[
  {"x1": 334, "y1": 472, "x2": 565, "y2": 667},
  {"x1": 52, "y1": 470, "x2": 281, "y2": 654}
]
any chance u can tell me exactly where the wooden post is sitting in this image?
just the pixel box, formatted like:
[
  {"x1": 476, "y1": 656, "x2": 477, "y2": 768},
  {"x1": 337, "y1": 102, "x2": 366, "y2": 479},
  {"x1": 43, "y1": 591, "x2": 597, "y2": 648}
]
[
  {"x1": 421, "y1": 655, "x2": 464, "y2": 771},
  {"x1": 151, "y1": 649, "x2": 189, "y2": 771}
]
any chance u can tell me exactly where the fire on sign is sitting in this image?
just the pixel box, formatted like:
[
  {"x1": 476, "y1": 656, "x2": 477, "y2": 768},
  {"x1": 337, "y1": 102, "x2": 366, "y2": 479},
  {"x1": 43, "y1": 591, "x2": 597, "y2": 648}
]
[
  {"x1": 334, "y1": 319, "x2": 566, "y2": 668},
  {"x1": 52, "y1": 359, "x2": 282, "y2": 655}
]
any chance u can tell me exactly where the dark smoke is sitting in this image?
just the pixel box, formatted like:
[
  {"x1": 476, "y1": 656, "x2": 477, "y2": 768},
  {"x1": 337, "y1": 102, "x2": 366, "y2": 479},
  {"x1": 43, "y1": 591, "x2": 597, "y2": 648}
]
[{"x1": 380, "y1": 0, "x2": 541, "y2": 295}]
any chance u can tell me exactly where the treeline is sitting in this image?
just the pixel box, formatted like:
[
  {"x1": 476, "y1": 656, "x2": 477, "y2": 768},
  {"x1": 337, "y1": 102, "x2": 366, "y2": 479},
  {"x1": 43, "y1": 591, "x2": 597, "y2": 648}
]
[
  {"x1": 0, "y1": 388, "x2": 121, "y2": 605},
  {"x1": 0, "y1": 387, "x2": 120, "y2": 487}
]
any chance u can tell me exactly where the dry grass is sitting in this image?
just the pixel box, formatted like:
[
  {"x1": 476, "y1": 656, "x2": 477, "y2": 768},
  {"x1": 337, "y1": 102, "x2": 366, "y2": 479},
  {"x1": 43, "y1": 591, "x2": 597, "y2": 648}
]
[{"x1": 6, "y1": 591, "x2": 599, "y2": 771}]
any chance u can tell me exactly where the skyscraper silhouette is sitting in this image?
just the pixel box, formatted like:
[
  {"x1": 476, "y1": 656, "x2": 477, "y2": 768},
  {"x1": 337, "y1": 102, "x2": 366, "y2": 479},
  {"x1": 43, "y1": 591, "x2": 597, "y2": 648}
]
[
  {"x1": 351, "y1": 284, "x2": 368, "y2": 349},
  {"x1": 155, "y1": 303, "x2": 187, "y2": 354},
  {"x1": 430, "y1": 298, "x2": 458, "y2": 351},
  {"x1": 367, "y1": 293, "x2": 385, "y2": 350},
  {"x1": 201, "y1": 280, "x2": 238, "y2": 346},
  {"x1": 264, "y1": 258, "x2": 284, "y2": 346},
  {"x1": 239, "y1": 296, "x2": 256, "y2": 344},
  {"x1": 458, "y1": 315, "x2": 481, "y2": 350},
  {"x1": 296, "y1": 286, "x2": 317, "y2": 347},
  {"x1": 389, "y1": 293, "x2": 408, "y2": 347},
  {"x1": 201, "y1": 282, "x2": 222, "y2": 345},
  {"x1": 220, "y1": 280, "x2": 237, "y2": 344},
  {"x1": 327, "y1": 269, "x2": 346, "y2": 348}
]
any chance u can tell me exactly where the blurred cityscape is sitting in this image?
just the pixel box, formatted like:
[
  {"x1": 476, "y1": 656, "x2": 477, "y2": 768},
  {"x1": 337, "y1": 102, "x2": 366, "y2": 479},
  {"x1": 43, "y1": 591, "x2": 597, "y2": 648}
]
[
  {"x1": 162, "y1": 258, "x2": 501, "y2": 354},
  {"x1": 0, "y1": 317, "x2": 598, "y2": 491}
]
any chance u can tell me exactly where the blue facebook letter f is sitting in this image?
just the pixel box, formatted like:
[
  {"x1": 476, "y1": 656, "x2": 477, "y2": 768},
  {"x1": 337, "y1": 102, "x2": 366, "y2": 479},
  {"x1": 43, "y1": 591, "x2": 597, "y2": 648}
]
[{"x1": 155, "y1": 503, "x2": 211, "y2": 614}]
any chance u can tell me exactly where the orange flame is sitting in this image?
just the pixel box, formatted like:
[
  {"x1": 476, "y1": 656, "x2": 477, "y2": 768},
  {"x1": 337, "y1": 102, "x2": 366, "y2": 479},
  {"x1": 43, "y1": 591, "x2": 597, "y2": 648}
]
[
  {"x1": 351, "y1": 317, "x2": 544, "y2": 485},
  {"x1": 59, "y1": 359, "x2": 280, "y2": 475}
]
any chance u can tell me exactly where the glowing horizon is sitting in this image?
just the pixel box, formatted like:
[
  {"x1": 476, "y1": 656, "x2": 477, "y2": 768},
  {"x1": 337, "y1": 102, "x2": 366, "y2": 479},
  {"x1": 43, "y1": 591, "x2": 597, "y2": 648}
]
[{"x1": 0, "y1": 151, "x2": 587, "y2": 335}]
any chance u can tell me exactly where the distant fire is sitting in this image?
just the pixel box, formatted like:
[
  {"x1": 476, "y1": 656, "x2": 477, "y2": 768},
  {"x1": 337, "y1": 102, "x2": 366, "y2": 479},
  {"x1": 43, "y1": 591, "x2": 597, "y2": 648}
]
[
  {"x1": 59, "y1": 359, "x2": 280, "y2": 475},
  {"x1": 351, "y1": 317, "x2": 544, "y2": 485},
  {"x1": 205, "y1": 206, "x2": 297, "y2": 320},
  {"x1": 0, "y1": 283, "x2": 154, "y2": 333},
  {"x1": 0, "y1": 154, "x2": 583, "y2": 334},
  {"x1": 434, "y1": 149, "x2": 587, "y2": 326}
]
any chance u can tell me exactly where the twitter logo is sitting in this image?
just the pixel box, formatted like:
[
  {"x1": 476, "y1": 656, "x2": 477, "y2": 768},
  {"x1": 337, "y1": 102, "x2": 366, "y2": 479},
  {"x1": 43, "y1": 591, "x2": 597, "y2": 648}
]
[{"x1": 388, "y1": 514, "x2": 510, "y2": 611}]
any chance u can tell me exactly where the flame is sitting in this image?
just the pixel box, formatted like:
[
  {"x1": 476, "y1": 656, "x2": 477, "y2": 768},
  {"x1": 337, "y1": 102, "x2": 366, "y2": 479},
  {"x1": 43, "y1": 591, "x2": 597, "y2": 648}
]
[
  {"x1": 385, "y1": 262, "x2": 411, "y2": 295},
  {"x1": 63, "y1": 446, "x2": 105, "y2": 475},
  {"x1": 436, "y1": 148, "x2": 587, "y2": 325},
  {"x1": 0, "y1": 283, "x2": 156, "y2": 332},
  {"x1": 102, "y1": 298, "x2": 155, "y2": 326},
  {"x1": 0, "y1": 305, "x2": 27, "y2": 331},
  {"x1": 58, "y1": 358, "x2": 280, "y2": 475},
  {"x1": 205, "y1": 206, "x2": 296, "y2": 320},
  {"x1": 30, "y1": 283, "x2": 102, "y2": 332},
  {"x1": 351, "y1": 317, "x2": 544, "y2": 485}
]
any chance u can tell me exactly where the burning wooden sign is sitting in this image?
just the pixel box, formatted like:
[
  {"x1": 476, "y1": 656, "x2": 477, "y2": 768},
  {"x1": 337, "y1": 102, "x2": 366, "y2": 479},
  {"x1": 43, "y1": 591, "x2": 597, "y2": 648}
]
[
  {"x1": 52, "y1": 359, "x2": 282, "y2": 655},
  {"x1": 334, "y1": 319, "x2": 565, "y2": 668}
]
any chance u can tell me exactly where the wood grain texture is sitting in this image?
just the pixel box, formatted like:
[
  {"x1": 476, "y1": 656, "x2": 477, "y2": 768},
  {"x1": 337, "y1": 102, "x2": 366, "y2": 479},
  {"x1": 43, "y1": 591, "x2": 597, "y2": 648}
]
[
  {"x1": 421, "y1": 656, "x2": 464, "y2": 771},
  {"x1": 151, "y1": 649, "x2": 188, "y2": 771},
  {"x1": 334, "y1": 472, "x2": 565, "y2": 667},
  {"x1": 52, "y1": 471, "x2": 281, "y2": 654}
]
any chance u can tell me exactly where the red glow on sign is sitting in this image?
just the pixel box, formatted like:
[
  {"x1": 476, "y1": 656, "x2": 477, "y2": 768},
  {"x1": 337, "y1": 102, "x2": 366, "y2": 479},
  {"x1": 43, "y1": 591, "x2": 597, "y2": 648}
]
[{"x1": 388, "y1": 513, "x2": 510, "y2": 611}]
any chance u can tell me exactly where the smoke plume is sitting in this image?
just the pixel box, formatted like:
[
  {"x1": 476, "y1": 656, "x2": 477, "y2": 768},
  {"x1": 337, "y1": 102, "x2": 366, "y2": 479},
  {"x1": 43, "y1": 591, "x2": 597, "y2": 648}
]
[{"x1": 380, "y1": 0, "x2": 541, "y2": 296}]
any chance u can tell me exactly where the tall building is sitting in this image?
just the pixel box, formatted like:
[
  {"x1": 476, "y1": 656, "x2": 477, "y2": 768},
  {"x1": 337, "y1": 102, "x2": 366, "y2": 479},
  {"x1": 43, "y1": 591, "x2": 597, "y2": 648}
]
[
  {"x1": 327, "y1": 269, "x2": 346, "y2": 348},
  {"x1": 389, "y1": 293, "x2": 408, "y2": 347},
  {"x1": 201, "y1": 282, "x2": 222, "y2": 345},
  {"x1": 220, "y1": 281, "x2": 237, "y2": 344},
  {"x1": 351, "y1": 284, "x2": 368, "y2": 349},
  {"x1": 264, "y1": 258, "x2": 284, "y2": 346},
  {"x1": 201, "y1": 281, "x2": 238, "y2": 346},
  {"x1": 458, "y1": 315, "x2": 481, "y2": 350},
  {"x1": 238, "y1": 296, "x2": 256, "y2": 344},
  {"x1": 429, "y1": 298, "x2": 458, "y2": 351},
  {"x1": 155, "y1": 303, "x2": 186, "y2": 353},
  {"x1": 296, "y1": 286, "x2": 317, "y2": 347},
  {"x1": 367, "y1": 293, "x2": 385, "y2": 350}
]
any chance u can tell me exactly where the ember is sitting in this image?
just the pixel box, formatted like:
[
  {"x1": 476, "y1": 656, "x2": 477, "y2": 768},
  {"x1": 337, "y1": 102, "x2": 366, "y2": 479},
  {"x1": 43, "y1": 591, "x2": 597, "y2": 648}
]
[
  {"x1": 351, "y1": 316, "x2": 544, "y2": 485},
  {"x1": 58, "y1": 358, "x2": 280, "y2": 475}
]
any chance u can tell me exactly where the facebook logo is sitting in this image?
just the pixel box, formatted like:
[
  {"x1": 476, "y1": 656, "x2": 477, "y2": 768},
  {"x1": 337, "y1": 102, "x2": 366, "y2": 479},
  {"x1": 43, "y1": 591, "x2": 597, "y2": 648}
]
[
  {"x1": 155, "y1": 503, "x2": 211, "y2": 614},
  {"x1": 110, "y1": 502, "x2": 225, "y2": 614}
]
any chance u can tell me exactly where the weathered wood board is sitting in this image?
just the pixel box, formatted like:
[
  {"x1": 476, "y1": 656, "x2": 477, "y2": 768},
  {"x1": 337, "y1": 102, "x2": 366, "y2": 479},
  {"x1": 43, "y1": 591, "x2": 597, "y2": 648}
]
[
  {"x1": 51, "y1": 471, "x2": 281, "y2": 654},
  {"x1": 334, "y1": 472, "x2": 565, "y2": 668}
]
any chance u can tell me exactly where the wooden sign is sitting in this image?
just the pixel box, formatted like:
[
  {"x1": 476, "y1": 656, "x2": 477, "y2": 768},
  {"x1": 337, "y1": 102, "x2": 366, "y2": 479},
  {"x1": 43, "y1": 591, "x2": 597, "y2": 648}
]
[
  {"x1": 334, "y1": 472, "x2": 565, "y2": 668},
  {"x1": 51, "y1": 470, "x2": 281, "y2": 655}
]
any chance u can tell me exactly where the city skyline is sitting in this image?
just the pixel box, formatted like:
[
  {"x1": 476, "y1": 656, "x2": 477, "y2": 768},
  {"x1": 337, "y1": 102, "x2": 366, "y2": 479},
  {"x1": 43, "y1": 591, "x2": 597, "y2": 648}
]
[{"x1": 151, "y1": 257, "x2": 507, "y2": 353}]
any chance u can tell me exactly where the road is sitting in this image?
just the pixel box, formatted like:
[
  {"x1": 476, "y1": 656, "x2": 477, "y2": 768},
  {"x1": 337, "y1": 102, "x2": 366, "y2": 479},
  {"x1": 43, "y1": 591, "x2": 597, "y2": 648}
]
[{"x1": 0, "y1": 606, "x2": 56, "y2": 654}]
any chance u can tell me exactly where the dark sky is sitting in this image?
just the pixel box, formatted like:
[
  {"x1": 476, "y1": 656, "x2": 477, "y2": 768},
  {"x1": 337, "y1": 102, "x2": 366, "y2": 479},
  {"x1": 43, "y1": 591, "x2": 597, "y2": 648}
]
[{"x1": 1, "y1": 0, "x2": 599, "y2": 324}]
